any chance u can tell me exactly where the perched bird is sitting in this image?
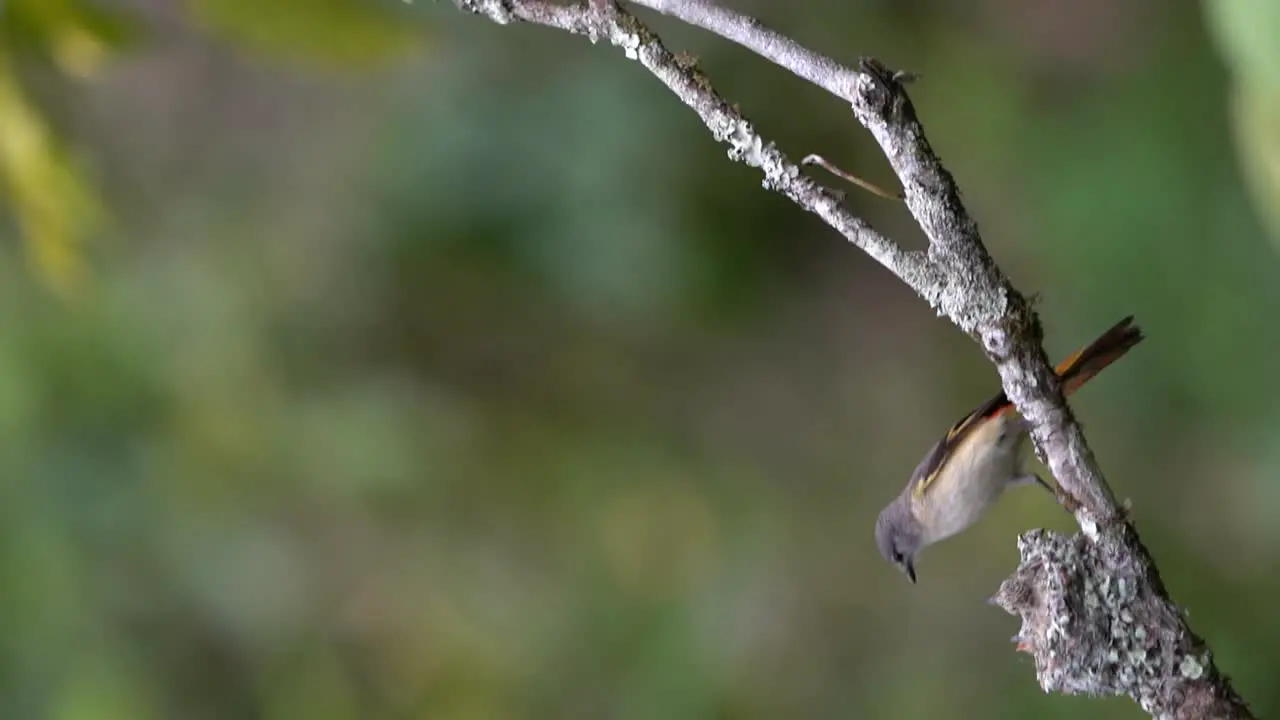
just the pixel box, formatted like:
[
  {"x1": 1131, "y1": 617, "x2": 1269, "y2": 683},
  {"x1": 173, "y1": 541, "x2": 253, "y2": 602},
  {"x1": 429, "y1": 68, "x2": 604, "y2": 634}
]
[{"x1": 874, "y1": 316, "x2": 1143, "y2": 583}]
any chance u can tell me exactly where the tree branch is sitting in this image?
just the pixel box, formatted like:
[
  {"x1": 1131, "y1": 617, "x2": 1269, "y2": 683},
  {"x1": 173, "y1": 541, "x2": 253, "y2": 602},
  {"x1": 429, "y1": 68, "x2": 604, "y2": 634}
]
[
  {"x1": 450, "y1": 0, "x2": 1252, "y2": 716},
  {"x1": 628, "y1": 0, "x2": 861, "y2": 101},
  {"x1": 453, "y1": 0, "x2": 926, "y2": 284}
]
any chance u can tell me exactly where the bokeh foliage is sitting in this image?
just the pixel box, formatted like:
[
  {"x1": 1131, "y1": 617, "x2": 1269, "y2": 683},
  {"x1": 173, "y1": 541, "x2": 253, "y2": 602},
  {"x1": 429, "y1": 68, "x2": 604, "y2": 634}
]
[
  {"x1": 0, "y1": 1, "x2": 1278, "y2": 719},
  {"x1": 1206, "y1": 0, "x2": 1280, "y2": 250},
  {"x1": 0, "y1": 0, "x2": 128, "y2": 294},
  {"x1": 0, "y1": 0, "x2": 423, "y2": 297}
]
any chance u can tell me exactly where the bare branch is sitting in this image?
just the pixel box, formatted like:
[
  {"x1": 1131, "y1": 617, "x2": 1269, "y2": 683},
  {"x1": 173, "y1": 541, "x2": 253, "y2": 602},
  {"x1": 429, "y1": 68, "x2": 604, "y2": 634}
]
[
  {"x1": 994, "y1": 529, "x2": 1250, "y2": 719},
  {"x1": 846, "y1": 59, "x2": 1124, "y2": 520},
  {"x1": 454, "y1": 0, "x2": 929, "y2": 286},
  {"x1": 615, "y1": 2, "x2": 1122, "y2": 520},
  {"x1": 627, "y1": 0, "x2": 861, "y2": 102},
  {"x1": 851, "y1": 56, "x2": 1252, "y2": 720},
  {"x1": 450, "y1": 1, "x2": 1253, "y2": 716}
]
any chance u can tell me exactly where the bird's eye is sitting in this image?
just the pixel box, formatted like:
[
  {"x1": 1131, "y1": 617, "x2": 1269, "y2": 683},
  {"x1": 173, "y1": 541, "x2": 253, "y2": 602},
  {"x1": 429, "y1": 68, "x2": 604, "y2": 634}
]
[{"x1": 891, "y1": 552, "x2": 903, "y2": 564}]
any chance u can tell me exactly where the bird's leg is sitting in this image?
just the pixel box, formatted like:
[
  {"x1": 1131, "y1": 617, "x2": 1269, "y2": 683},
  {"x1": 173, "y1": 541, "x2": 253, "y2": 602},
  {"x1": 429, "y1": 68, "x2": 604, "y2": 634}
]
[{"x1": 1013, "y1": 472, "x2": 1081, "y2": 513}]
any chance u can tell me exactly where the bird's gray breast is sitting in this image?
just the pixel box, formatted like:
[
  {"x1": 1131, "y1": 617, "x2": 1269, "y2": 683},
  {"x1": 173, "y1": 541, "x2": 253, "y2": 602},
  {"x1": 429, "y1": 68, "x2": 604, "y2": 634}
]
[{"x1": 916, "y1": 413, "x2": 1025, "y2": 544}]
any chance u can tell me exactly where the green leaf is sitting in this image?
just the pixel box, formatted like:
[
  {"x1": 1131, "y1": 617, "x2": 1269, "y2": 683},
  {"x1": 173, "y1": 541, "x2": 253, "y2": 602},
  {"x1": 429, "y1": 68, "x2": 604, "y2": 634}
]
[
  {"x1": 187, "y1": 0, "x2": 425, "y2": 69},
  {"x1": 54, "y1": 655, "x2": 158, "y2": 720},
  {"x1": 1206, "y1": 0, "x2": 1280, "y2": 246},
  {"x1": 1206, "y1": 0, "x2": 1280, "y2": 87},
  {"x1": 1226, "y1": 80, "x2": 1280, "y2": 248}
]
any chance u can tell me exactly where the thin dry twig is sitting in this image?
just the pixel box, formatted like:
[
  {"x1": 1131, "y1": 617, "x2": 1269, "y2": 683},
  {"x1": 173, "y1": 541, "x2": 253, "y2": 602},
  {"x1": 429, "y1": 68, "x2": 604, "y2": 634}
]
[
  {"x1": 450, "y1": 1, "x2": 1253, "y2": 716},
  {"x1": 801, "y1": 154, "x2": 903, "y2": 200}
]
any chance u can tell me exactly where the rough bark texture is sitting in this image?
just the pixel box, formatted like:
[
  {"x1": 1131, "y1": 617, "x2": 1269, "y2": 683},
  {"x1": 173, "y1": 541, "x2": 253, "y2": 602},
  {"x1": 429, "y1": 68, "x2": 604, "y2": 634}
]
[
  {"x1": 994, "y1": 528, "x2": 1246, "y2": 719},
  {"x1": 451, "y1": 1, "x2": 1253, "y2": 716}
]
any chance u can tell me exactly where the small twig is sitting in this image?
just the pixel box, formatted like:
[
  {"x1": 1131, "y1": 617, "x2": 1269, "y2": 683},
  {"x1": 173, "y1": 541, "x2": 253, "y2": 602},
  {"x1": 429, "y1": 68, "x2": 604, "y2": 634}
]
[{"x1": 801, "y1": 154, "x2": 903, "y2": 201}]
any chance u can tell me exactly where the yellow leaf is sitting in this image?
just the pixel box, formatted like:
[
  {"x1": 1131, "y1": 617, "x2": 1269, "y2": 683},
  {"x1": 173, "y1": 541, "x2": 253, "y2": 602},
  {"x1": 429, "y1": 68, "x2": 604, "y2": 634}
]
[
  {"x1": 2, "y1": 0, "x2": 136, "y2": 77},
  {"x1": 53, "y1": 24, "x2": 115, "y2": 78},
  {"x1": 188, "y1": 0, "x2": 426, "y2": 69},
  {"x1": 0, "y1": 62, "x2": 103, "y2": 296}
]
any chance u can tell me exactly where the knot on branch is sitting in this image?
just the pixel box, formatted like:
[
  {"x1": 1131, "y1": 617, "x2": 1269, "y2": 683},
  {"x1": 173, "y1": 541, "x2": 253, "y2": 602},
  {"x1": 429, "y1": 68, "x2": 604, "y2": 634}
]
[
  {"x1": 852, "y1": 58, "x2": 915, "y2": 123},
  {"x1": 456, "y1": 0, "x2": 516, "y2": 24},
  {"x1": 992, "y1": 529, "x2": 1245, "y2": 719}
]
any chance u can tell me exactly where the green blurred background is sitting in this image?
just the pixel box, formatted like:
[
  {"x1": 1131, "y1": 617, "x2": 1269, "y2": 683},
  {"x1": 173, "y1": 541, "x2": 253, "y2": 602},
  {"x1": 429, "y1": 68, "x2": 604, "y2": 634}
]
[{"x1": 2, "y1": 0, "x2": 1279, "y2": 718}]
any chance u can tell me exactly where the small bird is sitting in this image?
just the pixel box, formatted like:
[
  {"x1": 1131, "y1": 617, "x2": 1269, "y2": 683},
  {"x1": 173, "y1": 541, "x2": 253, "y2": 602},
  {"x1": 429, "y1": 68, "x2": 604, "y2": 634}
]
[{"x1": 874, "y1": 316, "x2": 1143, "y2": 583}]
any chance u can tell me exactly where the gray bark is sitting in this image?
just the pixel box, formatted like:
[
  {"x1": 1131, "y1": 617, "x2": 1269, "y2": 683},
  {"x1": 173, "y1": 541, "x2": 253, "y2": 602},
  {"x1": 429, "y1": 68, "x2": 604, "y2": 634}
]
[{"x1": 452, "y1": 1, "x2": 1252, "y2": 716}]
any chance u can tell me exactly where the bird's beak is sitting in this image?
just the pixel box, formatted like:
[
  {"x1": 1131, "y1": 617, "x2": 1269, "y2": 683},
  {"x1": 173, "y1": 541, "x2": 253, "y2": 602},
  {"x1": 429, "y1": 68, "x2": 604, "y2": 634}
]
[{"x1": 904, "y1": 560, "x2": 916, "y2": 584}]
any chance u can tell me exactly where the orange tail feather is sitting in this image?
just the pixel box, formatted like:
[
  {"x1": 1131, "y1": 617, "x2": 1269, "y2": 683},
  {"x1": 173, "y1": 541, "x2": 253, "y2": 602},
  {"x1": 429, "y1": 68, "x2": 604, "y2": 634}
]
[
  {"x1": 1053, "y1": 315, "x2": 1144, "y2": 397},
  {"x1": 981, "y1": 316, "x2": 1143, "y2": 421}
]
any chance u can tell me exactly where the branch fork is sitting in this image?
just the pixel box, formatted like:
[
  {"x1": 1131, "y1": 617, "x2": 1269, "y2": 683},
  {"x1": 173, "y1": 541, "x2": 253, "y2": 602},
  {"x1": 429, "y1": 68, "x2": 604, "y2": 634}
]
[{"x1": 452, "y1": 1, "x2": 1251, "y2": 716}]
